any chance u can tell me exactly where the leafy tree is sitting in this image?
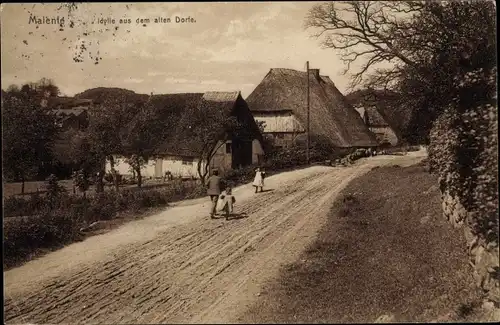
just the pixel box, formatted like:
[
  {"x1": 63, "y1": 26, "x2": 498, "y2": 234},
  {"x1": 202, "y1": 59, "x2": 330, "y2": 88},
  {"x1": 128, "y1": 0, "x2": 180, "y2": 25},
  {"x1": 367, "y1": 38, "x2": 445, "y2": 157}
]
[
  {"x1": 45, "y1": 174, "x2": 67, "y2": 205},
  {"x1": 35, "y1": 78, "x2": 60, "y2": 97},
  {"x1": 2, "y1": 93, "x2": 58, "y2": 193},
  {"x1": 6, "y1": 84, "x2": 20, "y2": 93},
  {"x1": 120, "y1": 97, "x2": 172, "y2": 188},
  {"x1": 15, "y1": 78, "x2": 60, "y2": 102},
  {"x1": 81, "y1": 97, "x2": 138, "y2": 192},
  {"x1": 124, "y1": 154, "x2": 146, "y2": 186},
  {"x1": 72, "y1": 169, "x2": 89, "y2": 197},
  {"x1": 179, "y1": 104, "x2": 240, "y2": 182}
]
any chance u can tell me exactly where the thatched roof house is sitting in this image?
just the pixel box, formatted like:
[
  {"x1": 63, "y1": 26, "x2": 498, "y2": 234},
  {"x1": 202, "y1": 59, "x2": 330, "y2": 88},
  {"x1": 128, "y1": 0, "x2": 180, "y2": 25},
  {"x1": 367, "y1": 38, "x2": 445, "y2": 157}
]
[
  {"x1": 346, "y1": 89, "x2": 403, "y2": 146},
  {"x1": 246, "y1": 68, "x2": 378, "y2": 148},
  {"x1": 105, "y1": 90, "x2": 265, "y2": 179}
]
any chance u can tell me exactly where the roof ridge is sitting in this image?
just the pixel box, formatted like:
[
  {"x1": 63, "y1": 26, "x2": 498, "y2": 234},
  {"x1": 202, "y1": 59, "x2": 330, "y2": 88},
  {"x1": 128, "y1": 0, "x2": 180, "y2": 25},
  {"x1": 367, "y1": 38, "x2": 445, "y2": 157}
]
[
  {"x1": 271, "y1": 67, "x2": 304, "y2": 73},
  {"x1": 203, "y1": 90, "x2": 240, "y2": 95}
]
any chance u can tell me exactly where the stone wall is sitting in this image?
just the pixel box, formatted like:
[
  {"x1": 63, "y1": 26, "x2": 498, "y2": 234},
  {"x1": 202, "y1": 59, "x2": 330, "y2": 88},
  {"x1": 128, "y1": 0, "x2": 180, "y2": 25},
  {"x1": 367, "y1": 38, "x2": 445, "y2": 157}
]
[{"x1": 428, "y1": 68, "x2": 499, "y2": 306}]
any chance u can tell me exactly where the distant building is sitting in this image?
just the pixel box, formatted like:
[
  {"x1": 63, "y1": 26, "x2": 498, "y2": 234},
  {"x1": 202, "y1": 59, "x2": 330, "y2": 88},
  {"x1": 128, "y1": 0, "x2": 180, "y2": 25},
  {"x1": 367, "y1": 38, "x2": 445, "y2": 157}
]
[
  {"x1": 43, "y1": 96, "x2": 93, "y2": 130},
  {"x1": 345, "y1": 89, "x2": 402, "y2": 147},
  {"x1": 353, "y1": 104, "x2": 399, "y2": 146},
  {"x1": 246, "y1": 68, "x2": 378, "y2": 149},
  {"x1": 106, "y1": 91, "x2": 265, "y2": 179}
]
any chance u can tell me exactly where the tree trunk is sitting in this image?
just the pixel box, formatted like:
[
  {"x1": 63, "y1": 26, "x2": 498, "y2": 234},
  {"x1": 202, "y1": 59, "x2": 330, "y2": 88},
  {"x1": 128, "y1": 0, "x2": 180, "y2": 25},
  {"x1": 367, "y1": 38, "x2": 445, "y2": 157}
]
[
  {"x1": 136, "y1": 167, "x2": 142, "y2": 188},
  {"x1": 202, "y1": 161, "x2": 210, "y2": 182},
  {"x1": 197, "y1": 160, "x2": 205, "y2": 183},
  {"x1": 114, "y1": 175, "x2": 120, "y2": 192},
  {"x1": 96, "y1": 171, "x2": 104, "y2": 193},
  {"x1": 21, "y1": 176, "x2": 25, "y2": 195},
  {"x1": 108, "y1": 157, "x2": 120, "y2": 192}
]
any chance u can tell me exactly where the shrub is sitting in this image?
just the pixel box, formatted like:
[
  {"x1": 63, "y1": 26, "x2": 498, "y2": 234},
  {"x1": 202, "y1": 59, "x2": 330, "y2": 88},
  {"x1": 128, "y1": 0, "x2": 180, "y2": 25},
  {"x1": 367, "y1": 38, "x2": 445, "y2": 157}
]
[
  {"x1": 224, "y1": 165, "x2": 258, "y2": 186},
  {"x1": 88, "y1": 192, "x2": 118, "y2": 221},
  {"x1": 3, "y1": 208, "x2": 83, "y2": 268},
  {"x1": 72, "y1": 169, "x2": 89, "y2": 195},
  {"x1": 46, "y1": 174, "x2": 66, "y2": 198},
  {"x1": 3, "y1": 180, "x2": 203, "y2": 268},
  {"x1": 3, "y1": 194, "x2": 49, "y2": 217}
]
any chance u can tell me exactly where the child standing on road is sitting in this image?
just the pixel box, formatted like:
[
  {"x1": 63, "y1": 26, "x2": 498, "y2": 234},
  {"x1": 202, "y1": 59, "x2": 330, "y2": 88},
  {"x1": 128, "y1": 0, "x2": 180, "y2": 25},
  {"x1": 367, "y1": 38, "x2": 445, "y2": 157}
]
[
  {"x1": 253, "y1": 167, "x2": 266, "y2": 193},
  {"x1": 219, "y1": 186, "x2": 236, "y2": 220}
]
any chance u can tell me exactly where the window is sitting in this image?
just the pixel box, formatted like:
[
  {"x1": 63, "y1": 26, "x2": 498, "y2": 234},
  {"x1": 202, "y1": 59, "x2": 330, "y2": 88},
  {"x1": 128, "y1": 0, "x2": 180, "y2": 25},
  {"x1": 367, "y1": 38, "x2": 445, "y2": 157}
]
[{"x1": 225, "y1": 142, "x2": 232, "y2": 154}]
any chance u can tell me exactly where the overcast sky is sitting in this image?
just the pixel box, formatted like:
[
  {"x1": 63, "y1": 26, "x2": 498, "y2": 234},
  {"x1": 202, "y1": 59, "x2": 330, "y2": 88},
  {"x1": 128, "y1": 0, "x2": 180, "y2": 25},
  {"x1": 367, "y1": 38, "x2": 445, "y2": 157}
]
[{"x1": 1, "y1": 2, "x2": 358, "y2": 98}]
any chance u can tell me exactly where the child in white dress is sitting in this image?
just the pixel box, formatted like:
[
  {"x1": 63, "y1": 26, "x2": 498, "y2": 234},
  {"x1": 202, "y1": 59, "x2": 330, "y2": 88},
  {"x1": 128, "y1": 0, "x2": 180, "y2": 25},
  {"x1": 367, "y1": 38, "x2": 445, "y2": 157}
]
[
  {"x1": 218, "y1": 186, "x2": 236, "y2": 220},
  {"x1": 253, "y1": 167, "x2": 266, "y2": 193}
]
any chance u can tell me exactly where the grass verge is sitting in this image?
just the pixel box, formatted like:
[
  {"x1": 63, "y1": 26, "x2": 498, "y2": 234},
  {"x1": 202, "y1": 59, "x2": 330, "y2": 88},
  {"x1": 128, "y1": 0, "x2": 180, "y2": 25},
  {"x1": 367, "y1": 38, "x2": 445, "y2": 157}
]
[{"x1": 242, "y1": 162, "x2": 486, "y2": 323}]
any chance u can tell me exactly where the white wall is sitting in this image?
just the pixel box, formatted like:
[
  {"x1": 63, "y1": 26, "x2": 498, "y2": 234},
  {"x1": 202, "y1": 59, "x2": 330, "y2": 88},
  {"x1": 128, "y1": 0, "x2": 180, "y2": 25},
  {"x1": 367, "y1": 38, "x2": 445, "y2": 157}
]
[
  {"x1": 105, "y1": 155, "x2": 206, "y2": 179},
  {"x1": 162, "y1": 157, "x2": 206, "y2": 179},
  {"x1": 253, "y1": 112, "x2": 304, "y2": 133}
]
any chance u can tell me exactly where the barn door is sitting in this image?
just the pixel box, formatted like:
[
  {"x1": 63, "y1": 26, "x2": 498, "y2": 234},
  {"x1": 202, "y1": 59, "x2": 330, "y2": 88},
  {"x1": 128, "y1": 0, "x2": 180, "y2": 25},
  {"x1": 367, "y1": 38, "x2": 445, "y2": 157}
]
[
  {"x1": 240, "y1": 141, "x2": 253, "y2": 167},
  {"x1": 231, "y1": 140, "x2": 252, "y2": 169}
]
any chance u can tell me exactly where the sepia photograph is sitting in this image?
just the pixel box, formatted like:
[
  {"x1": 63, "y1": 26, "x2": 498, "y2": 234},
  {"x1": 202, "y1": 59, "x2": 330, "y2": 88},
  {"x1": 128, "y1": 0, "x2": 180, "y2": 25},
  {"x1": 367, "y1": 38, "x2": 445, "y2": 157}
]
[{"x1": 2, "y1": 1, "x2": 498, "y2": 323}]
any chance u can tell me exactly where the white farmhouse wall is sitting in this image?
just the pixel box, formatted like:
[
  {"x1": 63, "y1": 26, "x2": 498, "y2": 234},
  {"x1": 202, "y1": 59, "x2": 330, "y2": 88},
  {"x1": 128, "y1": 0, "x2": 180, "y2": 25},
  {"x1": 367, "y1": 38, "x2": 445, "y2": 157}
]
[
  {"x1": 253, "y1": 113, "x2": 305, "y2": 133},
  {"x1": 105, "y1": 156, "x2": 135, "y2": 177},
  {"x1": 105, "y1": 155, "x2": 206, "y2": 179},
  {"x1": 162, "y1": 157, "x2": 205, "y2": 179}
]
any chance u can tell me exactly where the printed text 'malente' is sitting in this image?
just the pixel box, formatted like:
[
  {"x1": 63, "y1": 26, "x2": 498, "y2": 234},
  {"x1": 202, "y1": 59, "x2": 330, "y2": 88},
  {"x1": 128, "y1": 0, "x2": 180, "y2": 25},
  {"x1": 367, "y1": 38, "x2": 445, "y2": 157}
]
[{"x1": 29, "y1": 15, "x2": 65, "y2": 25}]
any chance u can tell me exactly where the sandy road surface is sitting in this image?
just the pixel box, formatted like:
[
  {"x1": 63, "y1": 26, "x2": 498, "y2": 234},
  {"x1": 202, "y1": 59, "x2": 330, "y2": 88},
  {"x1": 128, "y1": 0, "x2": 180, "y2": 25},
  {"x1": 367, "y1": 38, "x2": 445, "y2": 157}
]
[{"x1": 4, "y1": 151, "x2": 426, "y2": 324}]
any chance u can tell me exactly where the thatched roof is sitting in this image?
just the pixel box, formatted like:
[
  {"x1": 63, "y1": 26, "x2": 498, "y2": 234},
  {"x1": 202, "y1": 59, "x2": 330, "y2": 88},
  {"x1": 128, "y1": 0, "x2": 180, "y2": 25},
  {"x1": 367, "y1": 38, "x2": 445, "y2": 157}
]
[
  {"x1": 346, "y1": 89, "x2": 403, "y2": 138},
  {"x1": 246, "y1": 68, "x2": 378, "y2": 147},
  {"x1": 152, "y1": 93, "x2": 204, "y2": 158},
  {"x1": 353, "y1": 105, "x2": 388, "y2": 127},
  {"x1": 54, "y1": 107, "x2": 88, "y2": 117},
  {"x1": 156, "y1": 91, "x2": 261, "y2": 158}
]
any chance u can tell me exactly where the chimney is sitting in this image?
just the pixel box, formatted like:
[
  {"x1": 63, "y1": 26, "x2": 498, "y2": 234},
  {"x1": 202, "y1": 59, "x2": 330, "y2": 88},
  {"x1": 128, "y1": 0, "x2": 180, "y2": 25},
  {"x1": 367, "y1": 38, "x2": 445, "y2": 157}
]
[{"x1": 309, "y1": 68, "x2": 320, "y2": 80}]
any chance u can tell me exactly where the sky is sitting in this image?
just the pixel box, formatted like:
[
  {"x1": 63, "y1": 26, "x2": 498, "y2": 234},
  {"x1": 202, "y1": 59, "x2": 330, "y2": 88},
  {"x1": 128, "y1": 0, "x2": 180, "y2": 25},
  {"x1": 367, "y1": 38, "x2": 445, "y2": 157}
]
[{"x1": 1, "y1": 2, "x2": 359, "y2": 98}]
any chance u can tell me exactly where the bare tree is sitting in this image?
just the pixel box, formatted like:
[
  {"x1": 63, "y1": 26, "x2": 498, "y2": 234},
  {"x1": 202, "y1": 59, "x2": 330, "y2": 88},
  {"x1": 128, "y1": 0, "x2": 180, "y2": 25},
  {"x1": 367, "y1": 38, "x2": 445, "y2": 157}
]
[
  {"x1": 304, "y1": 1, "x2": 424, "y2": 90},
  {"x1": 304, "y1": 1, "x2": 495, "y2": 91}
]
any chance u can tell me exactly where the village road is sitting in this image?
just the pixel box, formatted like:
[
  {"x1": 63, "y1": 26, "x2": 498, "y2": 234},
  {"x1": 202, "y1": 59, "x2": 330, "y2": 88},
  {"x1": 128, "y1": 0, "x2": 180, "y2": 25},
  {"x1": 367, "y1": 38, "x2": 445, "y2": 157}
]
[{"x1": 4, "y1": 150, "x2": 426, "y2": 324}]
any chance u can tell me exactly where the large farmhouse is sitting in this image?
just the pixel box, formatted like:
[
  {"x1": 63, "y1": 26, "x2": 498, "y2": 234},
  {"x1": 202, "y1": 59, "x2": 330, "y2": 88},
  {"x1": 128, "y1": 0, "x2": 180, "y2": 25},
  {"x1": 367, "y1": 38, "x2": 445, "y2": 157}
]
[
  {"x1": 246, "y1": 68, "x2": 378, "y2": 149},
  {"x1": 105, "y1": 91, "x2": 265, "y2": 179}
]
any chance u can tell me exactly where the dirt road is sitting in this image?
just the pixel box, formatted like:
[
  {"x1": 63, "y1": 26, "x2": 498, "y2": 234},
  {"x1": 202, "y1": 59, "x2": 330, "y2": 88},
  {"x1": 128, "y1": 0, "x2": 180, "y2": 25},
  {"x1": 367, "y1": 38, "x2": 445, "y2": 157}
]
[{"x1": 4, "y1": 151, "x2": 426, "y2": 324}]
